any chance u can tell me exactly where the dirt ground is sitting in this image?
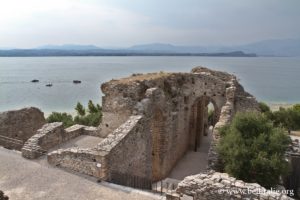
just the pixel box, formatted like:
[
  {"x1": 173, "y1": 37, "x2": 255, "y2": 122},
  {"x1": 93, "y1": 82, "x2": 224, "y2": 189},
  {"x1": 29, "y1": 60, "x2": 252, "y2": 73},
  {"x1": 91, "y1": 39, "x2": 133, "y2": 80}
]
[{"x1": 0, "y1": 147, "x2": 164, "y2": 200}]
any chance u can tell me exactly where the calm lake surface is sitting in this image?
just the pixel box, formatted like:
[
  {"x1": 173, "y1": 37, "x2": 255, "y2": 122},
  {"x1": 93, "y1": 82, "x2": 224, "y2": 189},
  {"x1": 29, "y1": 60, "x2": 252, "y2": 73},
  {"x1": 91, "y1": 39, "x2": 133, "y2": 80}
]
[{"x1": 1, "y1": 56, "x2": 300, "y2": 114}]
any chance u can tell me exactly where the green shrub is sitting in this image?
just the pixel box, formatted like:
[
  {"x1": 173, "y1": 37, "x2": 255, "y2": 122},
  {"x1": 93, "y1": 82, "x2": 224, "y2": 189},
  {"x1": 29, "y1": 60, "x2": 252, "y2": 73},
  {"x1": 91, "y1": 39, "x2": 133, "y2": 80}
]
[
  {"x1": 272, "y1": 107, "x2": 300, "y2": 131},
  {"x1": 259, "y1": 102, "x2": 300, "y2": 131},
  {"x1": 74, "y1": 112, "x2": 102, "y2": 127},
  {"x1": 47, "y1": 112, "x2": 74, "y2": 128},
  {"x1": 218, "y1": 112, "x2": 291, "y2": 188},
  {"x1": 47, "y1": 100, "x2": 103, "y2": 127},
  {"x1": 259, "y1": 102, "x2": 271, "y2": 113}
]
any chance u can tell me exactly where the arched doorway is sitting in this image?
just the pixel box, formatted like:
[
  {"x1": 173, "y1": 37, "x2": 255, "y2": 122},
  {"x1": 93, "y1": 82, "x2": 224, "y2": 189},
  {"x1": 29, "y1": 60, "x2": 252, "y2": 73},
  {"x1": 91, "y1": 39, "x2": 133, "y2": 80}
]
[{"x1": 189, "y1": 96, "x2": 219, "y2": 152}]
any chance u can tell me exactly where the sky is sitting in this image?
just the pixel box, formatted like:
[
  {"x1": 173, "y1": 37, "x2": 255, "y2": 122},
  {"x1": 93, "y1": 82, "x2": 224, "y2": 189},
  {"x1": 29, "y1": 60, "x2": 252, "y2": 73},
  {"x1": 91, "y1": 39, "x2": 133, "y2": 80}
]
[{"x1": 0, "y1": 0, "x2": 299, "y2": 48}]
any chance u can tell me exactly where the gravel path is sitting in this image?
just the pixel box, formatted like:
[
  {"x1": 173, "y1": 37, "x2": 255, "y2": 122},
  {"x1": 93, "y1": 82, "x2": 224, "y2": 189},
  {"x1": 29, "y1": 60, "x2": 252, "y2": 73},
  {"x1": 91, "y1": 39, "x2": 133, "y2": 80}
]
[{"x1": 0, "y1": 147, "x2": 164, "y2": 200}]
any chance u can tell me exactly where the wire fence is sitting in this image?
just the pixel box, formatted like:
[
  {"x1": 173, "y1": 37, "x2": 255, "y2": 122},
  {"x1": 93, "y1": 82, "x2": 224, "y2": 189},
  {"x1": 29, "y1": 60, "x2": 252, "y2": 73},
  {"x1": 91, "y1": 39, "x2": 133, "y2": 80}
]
[{"x1": 108, "y1": 170, "x2": 179, "y2": 195}]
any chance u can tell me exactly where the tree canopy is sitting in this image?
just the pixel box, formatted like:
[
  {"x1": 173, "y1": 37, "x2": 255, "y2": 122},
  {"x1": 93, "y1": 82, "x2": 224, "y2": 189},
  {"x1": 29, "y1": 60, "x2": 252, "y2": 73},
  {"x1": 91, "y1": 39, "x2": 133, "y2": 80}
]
[{"x1": 218, "y1": 112, "x2": 291, "y2": 188}]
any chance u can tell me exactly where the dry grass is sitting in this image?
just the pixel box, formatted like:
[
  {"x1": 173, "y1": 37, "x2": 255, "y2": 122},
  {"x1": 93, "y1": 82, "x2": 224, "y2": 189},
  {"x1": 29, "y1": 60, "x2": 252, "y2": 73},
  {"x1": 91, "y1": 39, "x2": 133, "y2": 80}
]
[{"x1": 111, "y1": 71, "x2": 172, "y2": 84}]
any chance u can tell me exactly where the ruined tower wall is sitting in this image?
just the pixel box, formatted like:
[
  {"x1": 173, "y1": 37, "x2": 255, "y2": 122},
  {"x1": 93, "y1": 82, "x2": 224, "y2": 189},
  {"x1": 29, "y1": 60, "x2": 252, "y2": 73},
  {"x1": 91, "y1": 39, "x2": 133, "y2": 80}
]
[
  {"x1": 100, "y1": 70, "x2": 232, "y2": 181},
  {"x1": 0, "y1": 107, "x2": 46, "y2": 150}
]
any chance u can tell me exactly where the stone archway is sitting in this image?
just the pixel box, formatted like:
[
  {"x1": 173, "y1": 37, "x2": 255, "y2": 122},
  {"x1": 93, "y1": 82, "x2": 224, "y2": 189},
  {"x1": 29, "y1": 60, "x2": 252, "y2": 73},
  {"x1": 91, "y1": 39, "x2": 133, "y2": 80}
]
[
  {"x1": 151, "y1": 108, "x2": 165, "y2": 182},
  {"x1": 189, "y1": 96, "x2": 219, "y2": 152}
]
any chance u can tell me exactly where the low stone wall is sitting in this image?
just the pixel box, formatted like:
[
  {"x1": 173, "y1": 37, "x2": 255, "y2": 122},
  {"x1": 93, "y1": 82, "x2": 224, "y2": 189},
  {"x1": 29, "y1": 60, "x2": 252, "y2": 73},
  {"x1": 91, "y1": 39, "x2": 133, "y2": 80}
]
[
  {"x1": 22, "y1": 123, "x2": 98, "y2": 159},
  {"x1": 48, "y1": 148, "x2": 108, "y2": 179},
  {"x1": 22, "y1": 122, "x2": 64, "y2": 158},
  {"x1": 97, "y1": 115, "x2": 151, "y2": 179},
  {"x1": 168, "y1": 171, "x2": 292, "y2": 200},
  {"x1": 0, "y1": 107, "x2": 45, "y2": 150},
  {"x1": 47, "y1": 115, "x2": 151, "y2": 182}
]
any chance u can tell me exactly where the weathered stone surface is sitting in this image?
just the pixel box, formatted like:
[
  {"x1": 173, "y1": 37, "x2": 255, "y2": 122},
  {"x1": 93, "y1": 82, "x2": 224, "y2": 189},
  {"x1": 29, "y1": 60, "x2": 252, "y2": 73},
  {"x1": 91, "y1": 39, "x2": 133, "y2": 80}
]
[
  {"x1": 48, "y1": 148, "x2": 108, "y2": 178},
  {"x1": 99, "y1": 67, "x2": 259, "y2": 181},
  {"x1": 22, "y1": 122, "x2": 64, "y2": 159},
  {"x1": 168, "y1": 171, "x2": 293, "y2": 200},
  {"x1": 48, "y1": 115, "x2": 150, "y2": 180},
  {"x1": 0, "y1": 107, "x2": 45, "y2": 150},
  {"x1": 22, "y1": 123, "x2": 100, "y2": 159}
]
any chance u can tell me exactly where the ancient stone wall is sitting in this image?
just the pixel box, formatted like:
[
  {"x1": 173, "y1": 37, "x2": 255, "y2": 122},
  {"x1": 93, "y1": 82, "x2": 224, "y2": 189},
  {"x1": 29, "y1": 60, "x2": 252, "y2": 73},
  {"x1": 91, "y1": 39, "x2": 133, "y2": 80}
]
[
  {"x1": 22, "y1": 123, "x2": 98, "y2": 159},
  {"x1": 48, "y1": 115, "x2": 151, "y2": 181},
  {"x1": 97, "y1": 115, "x2": 152, "y2": 179},
  {"x1": 169, "y1": 171, "x2": 292, "y2": 200},
  {"x1": 0, "y1": 107, "x2": 45, "y2": 150},
  {"x1": 48, "y1": 148, "x2": 107, "y2": 178}
]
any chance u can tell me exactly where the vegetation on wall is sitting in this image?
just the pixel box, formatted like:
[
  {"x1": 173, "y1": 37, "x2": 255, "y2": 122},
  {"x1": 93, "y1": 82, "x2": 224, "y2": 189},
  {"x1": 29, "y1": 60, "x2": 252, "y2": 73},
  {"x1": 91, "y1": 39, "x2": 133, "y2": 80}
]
[
  {"x1": 217, "y1": 112, "x2": 291, "y2": 188},
  {"x1": 47, "y1": 100, "x2": 102, "y2": 127}
]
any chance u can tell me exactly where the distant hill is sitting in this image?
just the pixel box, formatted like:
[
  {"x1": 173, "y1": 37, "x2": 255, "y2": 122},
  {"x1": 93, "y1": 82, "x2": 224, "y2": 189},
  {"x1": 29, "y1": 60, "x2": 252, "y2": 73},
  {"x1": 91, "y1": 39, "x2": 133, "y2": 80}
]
[
  {"x1": 1, "y1": 38, "x2": 299, "y2": 56},
  {"x1": 36, "y1": 44, "x2": 101, "y2": 50},
  {"x1": 128, "y1": 38, "x2": 300, "y2": 56},
  {"x1": 233, "y1": 39, "x2": 300, "y2": 56}
]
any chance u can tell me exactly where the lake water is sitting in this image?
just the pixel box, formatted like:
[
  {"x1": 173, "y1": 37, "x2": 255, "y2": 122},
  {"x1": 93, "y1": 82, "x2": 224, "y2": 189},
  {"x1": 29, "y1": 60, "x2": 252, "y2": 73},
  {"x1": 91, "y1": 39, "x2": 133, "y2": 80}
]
[{"x1": 1, "y1": 56, "x2": 300, "y2": 114}]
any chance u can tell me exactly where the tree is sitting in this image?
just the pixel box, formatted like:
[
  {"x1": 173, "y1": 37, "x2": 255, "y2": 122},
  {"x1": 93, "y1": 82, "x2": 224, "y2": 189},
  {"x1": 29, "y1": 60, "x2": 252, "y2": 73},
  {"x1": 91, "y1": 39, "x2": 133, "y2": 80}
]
[
  {"x1": 271, "y1": 107, "x2": 300, "y2": 131},
  {"x1": 75, "y1": 102, "x2": 85, "y2": 116},
  {"x1": 74, "y1": 100, "x2": 102, "y2": 126},
  {"x1": 88, "y1": 100, "x2": 98, "y2": 113},
  {"x1": 47, "y1": 101, "x2": 102, "y2": 127},
  {"x1": 218, "y1": 112, "x2": 291, "y2": 188}
]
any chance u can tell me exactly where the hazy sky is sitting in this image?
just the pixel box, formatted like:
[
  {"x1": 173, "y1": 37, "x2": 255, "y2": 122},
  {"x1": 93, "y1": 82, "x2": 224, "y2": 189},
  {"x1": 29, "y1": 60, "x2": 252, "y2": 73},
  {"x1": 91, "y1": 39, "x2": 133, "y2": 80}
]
[{"x1": 0, "y1": 0, "x2": 299, "y2": 48}]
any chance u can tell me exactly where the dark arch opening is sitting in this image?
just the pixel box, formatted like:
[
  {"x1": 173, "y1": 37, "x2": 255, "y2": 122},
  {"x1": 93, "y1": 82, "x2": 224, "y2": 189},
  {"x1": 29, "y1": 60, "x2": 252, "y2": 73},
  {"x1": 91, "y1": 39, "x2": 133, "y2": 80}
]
[
  {"x1": 189, "y1": 96, "x2": 219, "y2": 152},
  {"x1": 150, "y1": 108, "x2": 165, "y2": 182}
]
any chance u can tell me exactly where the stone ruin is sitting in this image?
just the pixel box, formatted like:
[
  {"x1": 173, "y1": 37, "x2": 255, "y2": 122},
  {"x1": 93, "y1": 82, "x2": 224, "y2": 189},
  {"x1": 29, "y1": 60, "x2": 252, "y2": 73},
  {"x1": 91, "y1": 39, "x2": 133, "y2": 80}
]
[
  {"x1": 0, "y1": 67, "x2": 294, "y2": 199},
  {"x1": 0, "y1": 107, "x2": 45, "y2": 150}
]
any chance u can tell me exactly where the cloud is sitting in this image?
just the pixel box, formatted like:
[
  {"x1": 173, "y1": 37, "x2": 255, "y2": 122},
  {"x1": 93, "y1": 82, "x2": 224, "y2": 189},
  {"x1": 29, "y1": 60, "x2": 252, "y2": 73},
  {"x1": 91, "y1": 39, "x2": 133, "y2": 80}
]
[{"x1": 0, "y1": 0, "x2": 299, "y2": 47}]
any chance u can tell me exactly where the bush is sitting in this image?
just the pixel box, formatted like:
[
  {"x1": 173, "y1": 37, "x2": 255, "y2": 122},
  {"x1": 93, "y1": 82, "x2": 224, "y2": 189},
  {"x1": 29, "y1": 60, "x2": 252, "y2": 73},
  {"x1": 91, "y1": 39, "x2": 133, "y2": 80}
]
[
  {"x1": 47, "y1": 112, "x2": 74, "y2": 128},
  {"x1": 259, "y1": 102, "x2": 300, "y2": 131},
  {"x1": 218, "y1": 112, "x2": 291, "y2": 188},
  {"x1": 259, "y1": 102, "x2": 271, "y2": 113},
  {"x1": 47, "y1": 100, "x2": 102, "y2": 127},
  {"x1": 271, "y1": 107, "x2": 300, "y2": 131}
]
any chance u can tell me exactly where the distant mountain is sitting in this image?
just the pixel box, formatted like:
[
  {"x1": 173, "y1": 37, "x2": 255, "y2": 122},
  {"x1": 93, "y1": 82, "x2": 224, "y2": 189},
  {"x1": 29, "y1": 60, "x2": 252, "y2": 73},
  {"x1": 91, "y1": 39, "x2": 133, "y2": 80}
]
[
  {"x1": 36, "y1": 44, "x2": 101, "y2": 50},
  {"x1": 128, "y1": 38, "x2": 300, "y2": 56},
  {"x1": 233, "y1": 39, "x2": 300, "y2": 56}
]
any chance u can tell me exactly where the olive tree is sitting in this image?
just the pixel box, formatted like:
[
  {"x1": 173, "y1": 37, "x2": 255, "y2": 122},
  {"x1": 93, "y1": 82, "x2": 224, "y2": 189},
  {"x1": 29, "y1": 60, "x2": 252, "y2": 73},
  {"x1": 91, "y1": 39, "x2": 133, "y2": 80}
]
[{"x1": 218, "y1": 112, "x2": 291, "y2": 188}]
